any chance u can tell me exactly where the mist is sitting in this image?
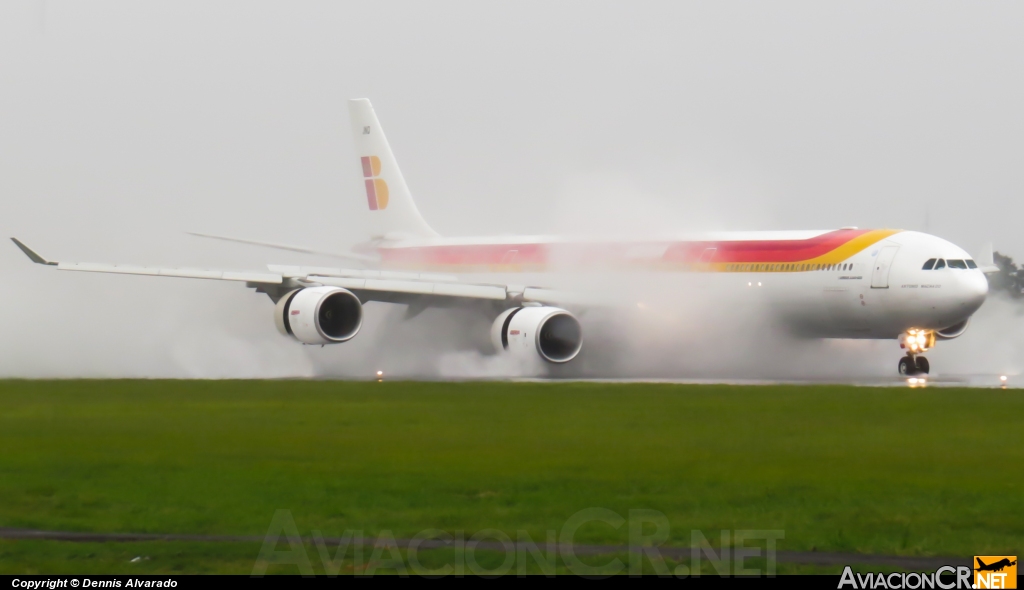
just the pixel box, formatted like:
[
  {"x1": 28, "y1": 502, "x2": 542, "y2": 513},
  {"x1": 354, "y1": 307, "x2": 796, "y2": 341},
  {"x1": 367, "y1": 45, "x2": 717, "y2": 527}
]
[{"x1": 2, "y1": 1, "x2": 1023, "y2": 379}]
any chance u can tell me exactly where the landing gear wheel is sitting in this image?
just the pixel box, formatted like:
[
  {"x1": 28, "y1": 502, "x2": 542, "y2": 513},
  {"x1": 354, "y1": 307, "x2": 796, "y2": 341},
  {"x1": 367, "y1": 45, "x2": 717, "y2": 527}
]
[
  {"x1": 915, "y1": 356, "x2": 930, "y2": 375},
  {"x1": 898, "y1": 356, "x2": 916, "y2": 376}
]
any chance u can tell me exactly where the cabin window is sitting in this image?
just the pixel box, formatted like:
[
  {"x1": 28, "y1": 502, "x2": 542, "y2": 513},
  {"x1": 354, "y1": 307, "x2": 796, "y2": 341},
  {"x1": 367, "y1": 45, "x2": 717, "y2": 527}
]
[
  {"x1": 966, "y1": 259, "x2": 978, "y2": 269},
  {"x1": 947, "y1": 259, "x2": 967, "y2": 269},
  {"x1": 934, "y1": 259, "x2": 946, "y2": 269},
  {"x1": 922, "y1": 258, "x2": 936, "y2": 270}
]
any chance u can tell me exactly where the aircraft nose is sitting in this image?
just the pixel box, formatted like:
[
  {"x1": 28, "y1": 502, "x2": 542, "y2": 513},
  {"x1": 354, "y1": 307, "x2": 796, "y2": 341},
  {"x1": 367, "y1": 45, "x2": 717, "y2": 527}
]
[{"x1": 958, "y1": 271, "x2": 988, "y2": 313}]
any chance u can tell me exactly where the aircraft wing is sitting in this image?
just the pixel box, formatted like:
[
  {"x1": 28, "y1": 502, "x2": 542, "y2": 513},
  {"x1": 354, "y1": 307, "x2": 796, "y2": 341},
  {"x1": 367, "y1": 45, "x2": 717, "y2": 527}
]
[
  {"x1": 12, "y1": 239, "x2": 283, "y2": 284},
  {"x1": 10, "y1": 238, "x2": 581, "y2": 307}
]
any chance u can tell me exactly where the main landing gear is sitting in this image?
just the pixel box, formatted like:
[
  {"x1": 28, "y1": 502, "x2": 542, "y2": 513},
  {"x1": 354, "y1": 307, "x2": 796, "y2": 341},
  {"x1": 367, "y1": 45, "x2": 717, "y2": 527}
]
[{"x1": 898, "y1": 329, "x2": 935, "y2": 377}]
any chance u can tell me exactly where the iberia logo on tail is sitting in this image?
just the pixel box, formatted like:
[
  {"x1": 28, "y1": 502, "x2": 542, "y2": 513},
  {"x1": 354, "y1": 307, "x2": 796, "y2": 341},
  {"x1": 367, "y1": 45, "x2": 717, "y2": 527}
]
[{"x1": 361, "y1": 155, "x2": 389, "y2": 210}]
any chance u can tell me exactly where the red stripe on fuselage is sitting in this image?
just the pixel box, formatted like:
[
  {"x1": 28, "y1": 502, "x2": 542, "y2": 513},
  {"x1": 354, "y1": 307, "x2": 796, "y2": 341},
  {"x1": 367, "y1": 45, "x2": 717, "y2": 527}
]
[
  {"x1": 377, "y1": 229, "x2": 872, "y2": 268},
  {"x1": 662, "y1": 229, "x2": 871, "y2": 264}
]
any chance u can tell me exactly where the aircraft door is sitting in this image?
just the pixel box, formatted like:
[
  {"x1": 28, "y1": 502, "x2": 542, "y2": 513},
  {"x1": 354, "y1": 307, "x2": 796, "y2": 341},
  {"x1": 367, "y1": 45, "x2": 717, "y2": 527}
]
[{"x1": 871, "y1": 245, "x2": 900, "y2": 289}]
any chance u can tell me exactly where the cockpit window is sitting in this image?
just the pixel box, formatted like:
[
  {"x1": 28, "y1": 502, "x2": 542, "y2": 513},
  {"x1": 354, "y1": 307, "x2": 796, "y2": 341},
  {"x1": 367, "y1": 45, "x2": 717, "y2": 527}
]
[
  {"x1": 966, "y1": 259, "x2": 978, "y2": 269},
  {"x1": 922, "y1": 258, "x2": 936, "y2": 270},
  {"x1": 947, "y1": 259, "x2": 968, "y2": 269},
  {"x1": 934, "y1": 259, "x2": 946, "y2": 269}
]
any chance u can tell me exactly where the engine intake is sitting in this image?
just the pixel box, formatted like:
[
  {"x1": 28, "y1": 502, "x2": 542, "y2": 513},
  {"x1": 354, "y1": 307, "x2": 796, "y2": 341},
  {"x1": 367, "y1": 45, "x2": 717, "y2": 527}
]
[
  {"x1": 491, "y1": 306, "x2": 582, "y2": 363},
  {"x1": 274, "y1": 286, "x2": 362, "y2": 345}
]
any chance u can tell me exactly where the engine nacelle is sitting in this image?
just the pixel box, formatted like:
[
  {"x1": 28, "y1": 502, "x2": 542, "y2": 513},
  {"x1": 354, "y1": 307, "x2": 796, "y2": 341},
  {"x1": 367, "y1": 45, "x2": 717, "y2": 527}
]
[
  {"x1": 491, "y1": 306, "x2": 582, "y2": 363},
  {"x1": 274, "y1": 286, "x2": 362, "y2": 345},
  {"x1": 935, "y1": 318, "x2": 970, "y2": 341}
]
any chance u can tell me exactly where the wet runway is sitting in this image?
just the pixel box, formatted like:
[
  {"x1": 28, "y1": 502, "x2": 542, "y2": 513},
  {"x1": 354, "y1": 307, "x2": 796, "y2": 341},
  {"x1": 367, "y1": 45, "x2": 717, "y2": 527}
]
[{"x1": 519, "y1": 374, "x2": 1019, "y2": 389}]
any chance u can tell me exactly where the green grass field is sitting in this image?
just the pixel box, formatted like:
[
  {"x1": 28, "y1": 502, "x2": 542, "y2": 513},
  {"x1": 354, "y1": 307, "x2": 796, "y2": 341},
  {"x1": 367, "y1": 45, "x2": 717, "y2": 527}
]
[{"x1": 0, "y1": 380, "x2": 1021, "y2": 574}]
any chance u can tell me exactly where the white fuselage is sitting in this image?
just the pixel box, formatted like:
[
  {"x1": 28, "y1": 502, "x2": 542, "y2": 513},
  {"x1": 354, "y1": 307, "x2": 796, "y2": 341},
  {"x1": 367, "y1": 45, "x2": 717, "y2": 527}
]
[{"x1": 372, "y1": 229, "x2": 988, "y2": 340}]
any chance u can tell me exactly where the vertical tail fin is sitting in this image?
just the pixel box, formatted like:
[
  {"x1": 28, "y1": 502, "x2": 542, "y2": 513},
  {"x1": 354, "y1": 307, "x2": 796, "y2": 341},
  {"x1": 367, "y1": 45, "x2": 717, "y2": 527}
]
[{"x1": 348, "y1": 99, "x2": 437, "y2": 240}]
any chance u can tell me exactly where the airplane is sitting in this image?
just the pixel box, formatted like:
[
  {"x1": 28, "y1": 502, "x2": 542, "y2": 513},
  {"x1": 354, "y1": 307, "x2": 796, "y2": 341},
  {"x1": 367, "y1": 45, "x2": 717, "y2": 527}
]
[
  {"x1": 11, "y1": 99, "x2": 992, "y2": 376},
  {"x1": 976, "y1": 557, "x2": 1016, "y2": 572}
]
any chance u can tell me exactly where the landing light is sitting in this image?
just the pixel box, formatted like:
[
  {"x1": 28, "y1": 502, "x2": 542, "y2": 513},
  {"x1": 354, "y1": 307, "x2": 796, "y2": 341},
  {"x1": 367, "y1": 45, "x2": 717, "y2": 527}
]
[
  {"x1": 376, "y1": 370, "x2": 384, "y2": 382},
  {"x1": 902, "y1": 329, "x2": 933, "y2": 354}
]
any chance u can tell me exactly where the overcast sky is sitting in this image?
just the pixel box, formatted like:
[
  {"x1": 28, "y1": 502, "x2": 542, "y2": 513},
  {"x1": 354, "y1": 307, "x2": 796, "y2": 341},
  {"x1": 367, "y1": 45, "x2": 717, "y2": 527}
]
[{"x1": 2, "y1": 1, "x2": 1023, "y2": 377}]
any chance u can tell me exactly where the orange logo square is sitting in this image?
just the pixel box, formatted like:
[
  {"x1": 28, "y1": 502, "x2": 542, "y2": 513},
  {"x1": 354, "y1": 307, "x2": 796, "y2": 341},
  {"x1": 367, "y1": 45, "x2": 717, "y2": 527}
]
[{"x1": 974, "y1": 556, "x2": 1017, "y2": 589}]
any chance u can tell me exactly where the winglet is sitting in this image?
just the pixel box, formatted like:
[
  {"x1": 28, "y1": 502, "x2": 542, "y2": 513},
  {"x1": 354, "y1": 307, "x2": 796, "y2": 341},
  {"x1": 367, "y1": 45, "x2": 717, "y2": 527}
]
[{"x1": 10, "y1": 238, "x2": 57, "y2": 265}]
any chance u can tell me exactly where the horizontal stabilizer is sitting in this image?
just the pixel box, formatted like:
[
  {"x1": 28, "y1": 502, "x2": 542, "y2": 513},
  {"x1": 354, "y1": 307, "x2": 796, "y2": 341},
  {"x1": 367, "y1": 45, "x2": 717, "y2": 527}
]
[{"x1": 187, "y1": 232, "x2": 378, "y2": 264}]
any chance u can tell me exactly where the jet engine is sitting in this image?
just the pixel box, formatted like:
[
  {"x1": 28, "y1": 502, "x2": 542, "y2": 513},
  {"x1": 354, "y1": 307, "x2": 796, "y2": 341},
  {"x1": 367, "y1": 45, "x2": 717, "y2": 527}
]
[
  {"x1": 935, "y1": 318, "x2": 970, "y2": 340},
  {"x1": 491, "y1": 306, "x2": 582, "y2": 363},
  {"x1": 274, "y1": 286, "x2": 362, "y2": 345}
]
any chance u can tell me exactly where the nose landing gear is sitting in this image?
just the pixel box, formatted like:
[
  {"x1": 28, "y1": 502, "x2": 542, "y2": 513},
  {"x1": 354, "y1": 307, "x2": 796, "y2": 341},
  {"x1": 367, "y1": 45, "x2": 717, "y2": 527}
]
[
  {"x1": 898, "y1": 354, "x2": 930, "y2": 376},
  {"x1": 898, "y1": 329, "x2": 935, "y2": 376}
]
